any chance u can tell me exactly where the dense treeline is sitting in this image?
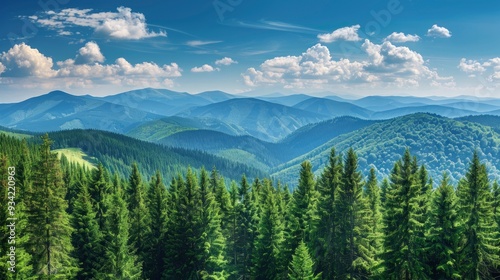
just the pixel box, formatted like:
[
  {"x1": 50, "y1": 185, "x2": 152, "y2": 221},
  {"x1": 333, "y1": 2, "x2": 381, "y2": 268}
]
[{"x1": 1, "y1": 133, "x2": 500, "y2": 279}]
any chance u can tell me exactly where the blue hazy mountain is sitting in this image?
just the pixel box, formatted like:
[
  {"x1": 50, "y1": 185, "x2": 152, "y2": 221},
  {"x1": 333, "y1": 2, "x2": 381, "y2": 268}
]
[
  {"x1": 256, "y1": 94, "x2": 315, "y2": 106},
  {"x1": 101, "y1": 87, "x2": 211, "y2": 116},
  {"x1": 0, "y1": 90, "x2": 163, "y2": 132},
  {"x1": 371, "y1": 105, "x2": 482, "y2": 119},
  {"x1": 177, "y1": 98, "x2": 327, "y2": 142},
  {"x1": 195, "y1": 90, "x2": 237, "y2": 103},
  {"x1": 293, "y1": 97, "x2": 373, "y2": 119}
]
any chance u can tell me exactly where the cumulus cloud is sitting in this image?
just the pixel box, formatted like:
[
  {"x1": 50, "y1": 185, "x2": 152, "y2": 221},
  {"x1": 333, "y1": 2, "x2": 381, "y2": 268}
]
[
  {"x1": 0, "y1": 43, "x2": 182, "y2": 90},
  {"x1": 384, "y1": 32, "x2": 420, "y2": 43},
  {"x1": 0, "y1": 43, "x2": 57, "y2": 78},
  {"x1": 458, "y1": 57, "x2": 500, "y2": 81},
  {"x1": 191, "y1": 64, "x2": 218, "y2": 73},
  {"x1": 242, "y1": 40, "x2": 452, "y2": 90},
  {"x1": 31, "y1": 7, "x2": 166, "y2": 40},
  {"x1": 74, "y1": 41, "x2": 105, "y2": 65},
  {"x1": 317, "y1": 25, "x2": 362, "y2": 43},
  {"x1": 427, "y1": 24, "x2": 451, "y2": 38},
  {"x1": 215, "y1": 57, "x2": 237, "y2": 66}
]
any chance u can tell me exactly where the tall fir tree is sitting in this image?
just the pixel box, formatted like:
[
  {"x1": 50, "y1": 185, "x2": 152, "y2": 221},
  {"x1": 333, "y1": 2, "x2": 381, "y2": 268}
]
[
  {"x1": 127, "y1": 163, "x2": 151, "y2": 278},
  {"x1": 252, "y1": 179, "x2": 285, "y2": 280},
  {"x1": 313, "y1": 148, "x2": 342, "y2": 279},
  {"x1": 144, "y1": 171, "x2": 169, "y2": 280},
  {"x1": 336, "y1": 148, "x2": 372, "y2": 278},
  {"x1": 364, "y1": 166, "x2": 383, "y2": 274},
  {"x1": 71, "y1": 183, "x2": 104, "y2": 280},
  {"x1": 426, "y1": 173, "x2": 460, "y2": 279},
  {"x1": 88, "y1": 163, "x2": 111, "y2": 230},
  {"x1": 381, "y1": 148, "x2": 428, "y2": 279},
  {"x1": 198, "y1": 168, "x2": 228, "y2": 279},
  {"x1": 457, "y1": 151, "x2": 500, "y2": 279},
  {"x1": 25, "y1": 134, "x2": 77, "y2": 278},
  {"x1": 102, "y1": 174, "x2": 141, "y2": 279},
  {"x1": 285, "y1": 161, "x2": 320, "y2": 272},
  {"x1": 288, "y1": 241, "x2": 321, "y2": 280}
]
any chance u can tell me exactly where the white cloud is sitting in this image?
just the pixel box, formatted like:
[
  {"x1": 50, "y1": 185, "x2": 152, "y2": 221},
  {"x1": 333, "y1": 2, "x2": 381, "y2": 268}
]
[
  {"x1": 31, "y1": 7, "x2": 166, "y2": 40},
  {"x1": 242, "y1": 41, "x2": 452, "y2": 90},
  {"x1": 317, "y1": 25, "x2": 362, "y2": 43},
  {"x1": 75, "y1": 41, "x2": 105, "y2": 65},
  {"x1": 427, "y1": 24, "x2": 452, "y2": 38},
  {"x1": 215, "y1": 57, "x2": 237, "y2": 66},
  {"x1": 0, "y1": 43, "x2": 182, "y2": 90},
  {"x1": 384, "y1": 32, "x2": 420, "y2": 43},
  {"x1": 0, "y1": 43, "x2": 57, "y2": 78},
  {"x1": 191, "y1": 64, "x2": 218, "y2": 73},
  {"x1": 186, "y1": 40, "x2": 222, "y2": 47},
  {"x1": 458, "y1": 58, "x2": 485, "y2": 73}
]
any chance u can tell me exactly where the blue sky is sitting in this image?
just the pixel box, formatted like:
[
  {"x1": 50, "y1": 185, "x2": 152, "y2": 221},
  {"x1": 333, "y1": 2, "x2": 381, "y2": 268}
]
[{"x1": 0, "y1": 0, "x2": 499, "y2": 102}]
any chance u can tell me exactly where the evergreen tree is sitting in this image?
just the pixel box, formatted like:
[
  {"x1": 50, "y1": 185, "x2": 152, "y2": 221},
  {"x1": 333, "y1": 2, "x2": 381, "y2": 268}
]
[
  {"x1": 457, "y1": 151, "x2": 500, "y2": 279},
  {"x1": 288, "y1": 241, "x2": 321, "y2": 280},
  {"x1": 337, "y1": 148, "x2": 372, "y2": 278},
  {"x1": 0, "y1": 154, "x2": 11, "y2": 279},
  {"x1": 144, "y1": 171, "x2": 169, "y2": 280},
  {"x1": 127, "y1": 163, "x2": 150, "y2": 277},
  {"x1": 252, "y1": 179, "x2": 285, "y2": 280},
  {"x1": 285, "y1": 161, "x2": 320, "y2": 270},
  {"x1": 198, "y1": 168, "x2": 228, "y2": 279},
  {"x1": 71, "y1": 183, "x2": 103, "y2": 280},
  {"x1": 25, "y1": 134, "x2": 77, "y2": 278},
  {"x1": 365, "y1": 166, "x2": 383, "y2": 274},
  {"x1": 226, "y1": 181, "x2": 239, "y2": 278},
  {"x1": 89, "y1": 163, "x2": 111, "y2": 230},
  {"x1": 313, "y1": 148, "x2": 342, "y2": 279},
  {"x1": 381, "y1": 148, "x2": 427, "y2": 279},
  {"x1": 426, "y1": 173, "x2": 460, "y2": 279},
  {"x1": 102, "y1": 174, "x2": 141, "y2": 279}
]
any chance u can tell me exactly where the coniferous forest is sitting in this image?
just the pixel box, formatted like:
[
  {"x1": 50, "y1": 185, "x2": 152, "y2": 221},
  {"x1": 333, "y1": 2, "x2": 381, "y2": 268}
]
[{"x1": 2, "y1": 132, "x2": 500, "y2": 279}]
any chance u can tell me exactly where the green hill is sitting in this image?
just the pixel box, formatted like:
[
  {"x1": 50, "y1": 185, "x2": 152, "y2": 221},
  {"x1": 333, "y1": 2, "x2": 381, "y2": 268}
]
[
  {"x1": 272, "y1": 113, "x2": 500, "y2": 187},
  {"x1": 45, "y1": 129, "x2": 266, "y2": 182}
]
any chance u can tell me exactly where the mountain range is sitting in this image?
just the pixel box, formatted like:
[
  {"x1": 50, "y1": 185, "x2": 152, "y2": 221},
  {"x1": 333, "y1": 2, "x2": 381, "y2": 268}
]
[{"x1": 2, "y1": 88, "x2": 500, "y2": 187}]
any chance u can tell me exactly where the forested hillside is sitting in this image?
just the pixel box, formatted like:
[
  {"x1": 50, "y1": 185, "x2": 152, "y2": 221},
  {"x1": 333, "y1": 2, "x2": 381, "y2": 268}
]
[
  {"x1": 273, "y1": 113, "x2": 500, "y2": 186},
  {"x1": 2, "y1": 133, "x2": 500, "y2": 279}
]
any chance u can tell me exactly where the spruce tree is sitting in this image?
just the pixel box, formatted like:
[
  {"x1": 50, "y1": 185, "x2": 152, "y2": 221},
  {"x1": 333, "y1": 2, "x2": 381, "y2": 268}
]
[
  {"x1": 144, "y1": 171, "x2": 169, "y2": 280},
  {"x1": 0, "y1": 154, "x2": 11, "y2": 279},
  {"x1": 426, "y1": 173, "x2": 460, "y2": 279},
  {"x1": 252, "y1": 179, "x2": 285, "y2": 280},
  {"x1": 198, "y1": 168, "x2": 228, "y2": 279},
  {"x1": 89, "y1": 163, "x2": 111, "y2": 230},
  {"x1": 337, "y1": 148, "x2": 372, "y2": 278},
  {"x1": 381, "y1": 148, "x2": 427, "y2": 279},
  {"x1": 365, "y1": 166, "x2": 383, "y2": 273},
  {"x1": 313, "y1": 148, "x2": 342, "y2": 279},
  {"x1": 71, "y1": 183, "x2": 104, "y2": 279},
  {"x1": 25, "y1": 134, "x2": 77, "y2": 278},
  {"x1": 102, "y1": 174, "x2": 141, "y2": 279},
  {"x1": 285, "y1": 161, "x2": 320, "y2": 270},
  {"x1": 127, "y1": 163, "x2": 150, "y2": 277},
  {"x1": 457, "y1": 151, "x2": 500, "y2": 279},
  {"x1": 288, "y1": 241, "x2": 321, "y2": 280}
]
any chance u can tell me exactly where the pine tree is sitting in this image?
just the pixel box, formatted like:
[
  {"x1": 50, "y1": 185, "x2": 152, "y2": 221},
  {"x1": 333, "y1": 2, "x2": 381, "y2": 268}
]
[
  {"x1": 285, "y1": 161, "x2": 320, "y2": 270},
  {"x1": 288, "y1": 241, "x2": 321, "y2": 280},
  {"x1": 252, "y1": 179, "x2": 285, "y2": 280},
  {"x1": 198, "y1": 168, "x2": 228, "y2": 279},
  {"x1": 457, "y1": 151, "x2": 500, "y2": 279},
  {"x1": 25, "y1": 134, "x2": 77, "y2": 278},
  {"x1": 89, "y1": 163, "x2": 111, "y2": 230},
  {"x1": 381, "y1": 148, "x2": 427, "y2": 279},
  {"x1": 0, "y1": 154, "x2": 11, "y2": 279},
  {"x1": 71, "y1": 183, "x2": 104, "y2": 279},
  {"x1": 102, "y1": 174, "x2": 141, "y2": 279},
  {"x1": 226, "y1": 180, "x2": 239, "y2": 278},
  {"x1": 127, "y1": 163, "x2": 150, "y2": 277},
  {"x1": 313, "y1": 148, "x2": 342, "y2": 279},
  {"x1": 144, "y1": 171, "x2": 169, "y2": 280},
  {"x1": 426, "y1": 173, "x2": 460, "y2": 279},
  {"x1": 337, "y1": 148, "x2": 372, "y2": 278},
  {"x1": 365, "y1": 166, "x2": 383, "y2": 273}
]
